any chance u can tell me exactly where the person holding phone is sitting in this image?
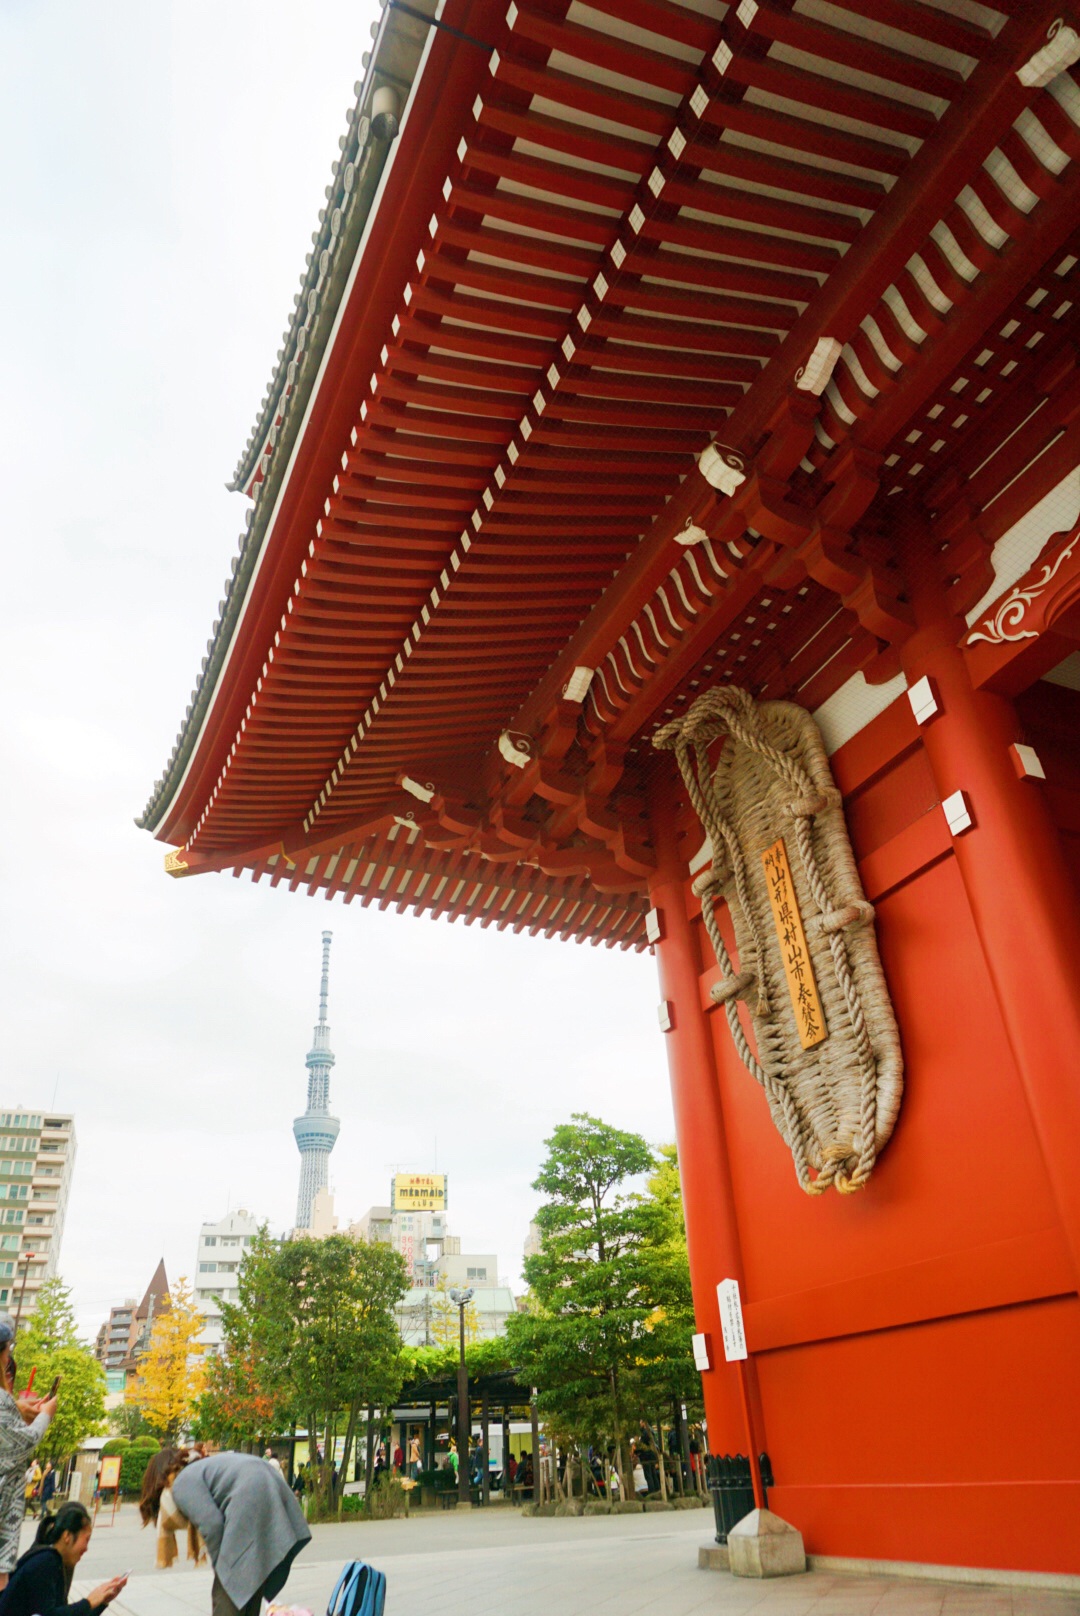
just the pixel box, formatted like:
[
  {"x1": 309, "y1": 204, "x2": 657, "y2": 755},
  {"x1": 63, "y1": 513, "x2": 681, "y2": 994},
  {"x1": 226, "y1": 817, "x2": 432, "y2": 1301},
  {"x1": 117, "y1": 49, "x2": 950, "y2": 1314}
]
[
  {"x1": 0, "y1": 1315, "x2": 56, "y2": 1591},
  {"x1": 0, "y1": 1502, "x2": 126, "y2": 1616}
]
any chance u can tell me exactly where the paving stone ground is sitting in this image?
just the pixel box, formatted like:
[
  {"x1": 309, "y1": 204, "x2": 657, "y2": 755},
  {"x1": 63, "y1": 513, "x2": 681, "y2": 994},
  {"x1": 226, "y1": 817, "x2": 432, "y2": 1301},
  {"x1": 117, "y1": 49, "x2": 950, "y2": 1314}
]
[{"x1": 37, "y1": 1502, "x2": 1080, "y2": 1616}]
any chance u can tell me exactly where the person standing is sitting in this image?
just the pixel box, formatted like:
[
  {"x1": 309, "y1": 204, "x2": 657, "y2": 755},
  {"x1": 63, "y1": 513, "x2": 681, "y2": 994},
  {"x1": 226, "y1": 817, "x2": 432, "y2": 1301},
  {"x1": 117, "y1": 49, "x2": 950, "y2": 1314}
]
[
  {"x1": 39, "y1": 1464, "x2": 56, "y2": 1515},
  {"x1": 0, "y1": 1317, "x2": 55, "y2": 1590},
  {"x1": 408, "y1": 1434, "x2": 420, "y2": 1480},
  {"x1": 143, "y1": 1450, "x2": 310, "y2": 1616},
  {"x1": 23, "y1": 1463, "x2": 41, "y2": 1521}
]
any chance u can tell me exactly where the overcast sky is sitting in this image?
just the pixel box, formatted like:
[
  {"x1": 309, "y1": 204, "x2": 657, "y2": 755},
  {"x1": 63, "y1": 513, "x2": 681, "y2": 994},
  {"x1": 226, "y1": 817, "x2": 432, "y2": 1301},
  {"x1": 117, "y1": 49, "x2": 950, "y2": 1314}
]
[{"x1": 0, "y1": 2, "x2": 673, "y2": 1341}]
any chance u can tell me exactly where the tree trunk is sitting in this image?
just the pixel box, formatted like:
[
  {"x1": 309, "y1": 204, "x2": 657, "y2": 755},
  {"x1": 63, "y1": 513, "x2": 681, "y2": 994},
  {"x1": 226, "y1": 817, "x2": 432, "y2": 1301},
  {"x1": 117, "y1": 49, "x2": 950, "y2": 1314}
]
[
  {"x1": 341, "y1": 1397, "x2": 360, "y2": 1487},
  {"x1": 364, "y1": 1404, "x2": 375, "y2": 1495},
  {"x1": 656, "y1": 1417, "x2": 668, "y2": 1502},
  {"x1": 608, "y1": 1365, "x2": 630, "y2": 1502}
]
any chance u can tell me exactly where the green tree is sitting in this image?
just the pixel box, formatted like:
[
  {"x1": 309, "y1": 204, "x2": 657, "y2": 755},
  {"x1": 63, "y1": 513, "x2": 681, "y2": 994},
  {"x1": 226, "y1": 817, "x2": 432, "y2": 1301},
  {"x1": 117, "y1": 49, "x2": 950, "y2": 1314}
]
[
  {"x1": 504, "y1": 1113, "x2": 661, "y2": 1492},
  {"x1": 17, "y1": 1278, "x2": 106, "y2": 1464},
  {"x1": 635, "y1": 1145, "x2": 702, "y2": 1483},
  {"x1": 197, "y1": 1231, "x2": 409, "y2": 1517}
]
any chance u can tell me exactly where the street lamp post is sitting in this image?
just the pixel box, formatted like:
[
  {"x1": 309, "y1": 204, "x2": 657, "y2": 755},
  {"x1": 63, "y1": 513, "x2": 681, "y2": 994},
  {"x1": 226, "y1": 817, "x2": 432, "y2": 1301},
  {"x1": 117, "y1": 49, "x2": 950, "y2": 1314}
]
[
  {"x1": 449, "y1": 1287, "x2": 474, "y2": 1507},
  {"x1": 13, "y1": 1253, "x2": 36, "y2": 1334}
]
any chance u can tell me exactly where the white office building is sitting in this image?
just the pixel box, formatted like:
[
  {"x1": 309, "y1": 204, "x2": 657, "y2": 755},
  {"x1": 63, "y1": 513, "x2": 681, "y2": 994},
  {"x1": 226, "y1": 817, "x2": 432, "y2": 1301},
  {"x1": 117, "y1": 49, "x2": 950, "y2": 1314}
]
[
  {"x1": 353, "y1": 1206, "x2": 515, "y2": 1344},
  {"x1": 194, "y1": 1209, "x2": 260, "y2": 1349},
  {"x1": 0, "y1": 1110, "x2": 75, "y2": 1321}
]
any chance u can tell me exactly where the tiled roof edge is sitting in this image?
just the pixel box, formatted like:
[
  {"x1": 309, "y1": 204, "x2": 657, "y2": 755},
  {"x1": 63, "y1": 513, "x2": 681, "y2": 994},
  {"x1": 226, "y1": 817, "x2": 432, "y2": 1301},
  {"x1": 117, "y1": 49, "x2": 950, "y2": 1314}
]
[{"x1": 138, "y1": 0, "x2": 434, "y2": 834}]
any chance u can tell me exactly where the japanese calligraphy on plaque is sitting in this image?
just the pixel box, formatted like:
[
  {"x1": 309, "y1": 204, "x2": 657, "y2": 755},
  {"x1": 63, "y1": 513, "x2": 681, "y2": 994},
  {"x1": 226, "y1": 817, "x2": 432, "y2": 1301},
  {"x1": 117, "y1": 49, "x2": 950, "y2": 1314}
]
[{"x1": 762, "y1": 837, "x2": 826, "y2": 1049}]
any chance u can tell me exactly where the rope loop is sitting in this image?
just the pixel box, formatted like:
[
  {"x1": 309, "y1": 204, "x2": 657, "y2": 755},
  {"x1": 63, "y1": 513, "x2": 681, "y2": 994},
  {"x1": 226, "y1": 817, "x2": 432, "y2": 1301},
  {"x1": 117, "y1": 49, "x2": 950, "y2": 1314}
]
[
  {"x1": 812, "y1": 900, "x2": 875, "y2": 937},
  {"x1": 710, "y1": 971, "x2": 755, "y2": 1007}
]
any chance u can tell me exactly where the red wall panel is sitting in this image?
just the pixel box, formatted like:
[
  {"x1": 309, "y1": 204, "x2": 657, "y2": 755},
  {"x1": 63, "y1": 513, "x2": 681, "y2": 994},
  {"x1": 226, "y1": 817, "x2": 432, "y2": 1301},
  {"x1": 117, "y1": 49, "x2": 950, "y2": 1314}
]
[{"x1": 666, "y1": 690, "x2": 1080, "y2": 1573}]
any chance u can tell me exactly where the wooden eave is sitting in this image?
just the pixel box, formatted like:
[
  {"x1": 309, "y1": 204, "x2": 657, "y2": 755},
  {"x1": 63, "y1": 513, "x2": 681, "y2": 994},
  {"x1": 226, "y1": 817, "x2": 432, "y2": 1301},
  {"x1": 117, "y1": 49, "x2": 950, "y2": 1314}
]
[{"x1": 145, "y1": 0, "x2": 1080, "y2": 948}]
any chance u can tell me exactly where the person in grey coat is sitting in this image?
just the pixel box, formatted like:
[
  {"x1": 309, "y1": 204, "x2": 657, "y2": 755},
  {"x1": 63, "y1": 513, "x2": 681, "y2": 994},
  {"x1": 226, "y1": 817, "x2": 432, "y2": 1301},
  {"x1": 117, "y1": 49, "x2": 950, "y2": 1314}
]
[{"x1": 159, "y1": 1453, "x2": 310, "y2": 1616}]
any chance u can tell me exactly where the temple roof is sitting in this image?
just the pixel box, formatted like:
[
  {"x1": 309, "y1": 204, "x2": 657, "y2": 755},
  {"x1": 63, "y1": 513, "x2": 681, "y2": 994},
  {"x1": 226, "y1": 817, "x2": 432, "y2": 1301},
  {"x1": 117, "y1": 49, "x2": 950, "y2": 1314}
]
[{"x1": 142, "y1": 0, "x2": 1080, "y2": 947}]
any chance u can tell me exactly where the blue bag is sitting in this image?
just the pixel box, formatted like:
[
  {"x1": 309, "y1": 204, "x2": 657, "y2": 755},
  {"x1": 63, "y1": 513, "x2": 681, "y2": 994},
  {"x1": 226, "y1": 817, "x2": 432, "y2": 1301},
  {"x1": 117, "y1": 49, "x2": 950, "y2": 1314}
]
[{"x1": 327, "y1": 1559, "x2": 386, "y2": 1616}]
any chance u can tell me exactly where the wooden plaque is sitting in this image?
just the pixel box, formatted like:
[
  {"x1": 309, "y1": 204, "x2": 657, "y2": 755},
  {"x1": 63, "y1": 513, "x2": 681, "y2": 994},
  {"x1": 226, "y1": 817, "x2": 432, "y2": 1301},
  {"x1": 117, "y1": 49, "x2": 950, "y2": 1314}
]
[{"x1": 762, "y1": 837, "x2": 827, "y2": 1049}]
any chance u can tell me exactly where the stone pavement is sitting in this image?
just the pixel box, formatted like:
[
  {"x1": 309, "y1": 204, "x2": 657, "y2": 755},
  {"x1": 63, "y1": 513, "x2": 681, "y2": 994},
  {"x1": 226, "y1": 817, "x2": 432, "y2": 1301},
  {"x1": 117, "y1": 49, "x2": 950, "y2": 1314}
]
[{"x1": 44, "y1": 1504, "x2": 1080, "y2": 1616}]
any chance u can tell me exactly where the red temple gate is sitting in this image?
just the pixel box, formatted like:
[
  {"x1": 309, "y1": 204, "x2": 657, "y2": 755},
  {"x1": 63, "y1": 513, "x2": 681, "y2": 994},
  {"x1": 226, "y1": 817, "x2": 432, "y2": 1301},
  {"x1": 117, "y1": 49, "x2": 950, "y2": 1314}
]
[{"x1": 142, "y1": 0, "x2": 1080, "y2": 1576}]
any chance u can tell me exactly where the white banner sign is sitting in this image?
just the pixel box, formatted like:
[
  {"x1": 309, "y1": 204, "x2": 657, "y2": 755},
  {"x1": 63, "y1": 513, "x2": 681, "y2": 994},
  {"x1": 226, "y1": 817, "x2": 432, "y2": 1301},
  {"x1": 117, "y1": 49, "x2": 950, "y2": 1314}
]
[
  {"x1": 717, "y1": 1277, "x2": 748, "y2": 1362},
  {"x1": 692, "y1": 1331, "x2": 710, "y2": 1371}
]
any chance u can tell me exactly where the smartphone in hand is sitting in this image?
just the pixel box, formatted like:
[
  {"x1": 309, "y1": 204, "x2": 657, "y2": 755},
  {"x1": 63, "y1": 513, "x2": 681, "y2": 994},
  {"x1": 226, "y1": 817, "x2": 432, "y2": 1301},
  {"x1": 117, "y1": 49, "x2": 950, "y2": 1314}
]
[{"x1": 46, "y1": 1375, "x2": 61, "y2": 1399}]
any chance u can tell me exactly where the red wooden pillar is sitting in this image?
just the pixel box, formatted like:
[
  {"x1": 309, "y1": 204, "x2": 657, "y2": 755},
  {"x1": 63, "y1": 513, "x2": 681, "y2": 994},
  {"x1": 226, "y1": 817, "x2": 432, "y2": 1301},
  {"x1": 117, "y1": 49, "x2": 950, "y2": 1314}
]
[
  {"x1": 648, "y1": 789, "x2": 748, "y2": 1452},
  {"x1": 901, "y1": 615, "x2": 1080, "y2": 1289}
]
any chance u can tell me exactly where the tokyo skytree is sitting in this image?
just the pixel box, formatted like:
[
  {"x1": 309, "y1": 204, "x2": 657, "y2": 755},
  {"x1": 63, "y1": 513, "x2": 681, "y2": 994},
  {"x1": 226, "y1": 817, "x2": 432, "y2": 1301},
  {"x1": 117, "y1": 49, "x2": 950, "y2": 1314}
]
[{"x1": 292, "y1": 930, "x2": 340, "y2": 1230}]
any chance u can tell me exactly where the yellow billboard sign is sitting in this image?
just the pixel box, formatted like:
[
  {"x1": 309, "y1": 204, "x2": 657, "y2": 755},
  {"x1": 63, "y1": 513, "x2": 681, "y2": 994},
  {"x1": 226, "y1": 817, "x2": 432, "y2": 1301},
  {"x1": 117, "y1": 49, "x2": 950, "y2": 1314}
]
[{"x1": 392, "y1": 1173, "x2": 447, "y2": 1211}]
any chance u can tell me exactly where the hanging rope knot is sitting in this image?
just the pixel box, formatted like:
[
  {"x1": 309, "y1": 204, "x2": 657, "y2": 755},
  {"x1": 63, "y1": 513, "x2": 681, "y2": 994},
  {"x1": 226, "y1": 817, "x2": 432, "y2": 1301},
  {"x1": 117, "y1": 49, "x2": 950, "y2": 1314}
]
[
  {"x1": 691, "y1": 868, "x2": 719, "y2": 899},
  {"x1": 710, "y1": 970, "x2": 755, "y2": 1007},
  {"x1": 813, "y1": 900, "x2": 875, "y2": 937},
  {"x1": 786, "y1": 786, "x2": 838, "y2": 819}
]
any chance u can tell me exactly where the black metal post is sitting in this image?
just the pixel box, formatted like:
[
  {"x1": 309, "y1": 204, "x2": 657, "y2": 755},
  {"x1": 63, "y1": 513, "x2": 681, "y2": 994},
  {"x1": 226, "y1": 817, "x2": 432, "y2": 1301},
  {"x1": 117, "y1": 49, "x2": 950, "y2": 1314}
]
[
  {"x1": 13, "y1": 1253, "x2": 35, "y2": 1334},
  {"x1": 457, "y1": 1301, "x2": 470, "y2": 1506},
  {"x1": 530, "y1": 1396, "x2": 540, "y2": 1502},
  {"x1": 481, "y1": 1389, "x2": 490, "y2": 1506}
]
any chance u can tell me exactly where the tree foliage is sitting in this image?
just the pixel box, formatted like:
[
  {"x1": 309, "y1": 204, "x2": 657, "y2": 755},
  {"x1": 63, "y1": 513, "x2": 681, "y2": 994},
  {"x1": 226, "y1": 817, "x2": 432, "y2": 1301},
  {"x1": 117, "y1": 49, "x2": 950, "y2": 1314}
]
[
  {"x1": 17, "y1": 1278, "x2": 106, "y2": 1463},
  {"x1": 196, "y1": 1230, "x2": 409, "y2": 1515},
  {"x1": 126, "y1": 1278, "x2": 206, "y2": 1440},
  {"x1": 427, "y1": 1275, "x2": 481, "y2": 1349},
  {"x1": 505, "y1": 1116, "x2": 700, "y2": 1488}
]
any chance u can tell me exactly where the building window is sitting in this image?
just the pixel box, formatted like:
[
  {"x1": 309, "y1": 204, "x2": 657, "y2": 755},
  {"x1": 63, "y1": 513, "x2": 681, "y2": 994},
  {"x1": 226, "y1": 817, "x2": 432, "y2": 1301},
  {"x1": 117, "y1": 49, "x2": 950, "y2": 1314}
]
[
  {"x1": 466, "y1": 1267, "x2": 488, "y2": 1280},
  {"x1": 0, "y1": 1264, "x2": 13, "y2": 1278},
  {"x1": 199, "y1": 1262, "x2": 217, "y2": 1273},
  {"x1": 202, "y1": 1236, "x2": 217, "y2": 1247}
]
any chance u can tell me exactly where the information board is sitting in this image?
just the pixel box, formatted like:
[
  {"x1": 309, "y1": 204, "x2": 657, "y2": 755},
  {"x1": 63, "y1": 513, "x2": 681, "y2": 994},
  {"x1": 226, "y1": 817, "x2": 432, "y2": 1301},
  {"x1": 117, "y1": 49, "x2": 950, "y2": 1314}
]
[{"x1": 717, "y1": 1277, "x2": 748, "y2": 1362}]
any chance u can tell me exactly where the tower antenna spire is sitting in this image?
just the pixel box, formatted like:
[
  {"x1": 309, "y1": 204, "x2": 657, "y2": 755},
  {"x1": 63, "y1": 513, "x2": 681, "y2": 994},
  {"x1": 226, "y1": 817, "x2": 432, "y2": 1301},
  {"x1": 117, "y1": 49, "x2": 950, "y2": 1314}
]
[
  {"x1": 318, "y1": 929, "x2": 331, "y2": 1025},
  {"x1": 292, "y1": 930, "x2": 340, "y2": 1230}
]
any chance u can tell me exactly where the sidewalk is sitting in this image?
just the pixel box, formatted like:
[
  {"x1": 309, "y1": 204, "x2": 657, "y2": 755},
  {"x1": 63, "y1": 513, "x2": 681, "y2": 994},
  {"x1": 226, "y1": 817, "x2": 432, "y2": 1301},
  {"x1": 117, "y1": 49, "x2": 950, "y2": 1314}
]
[{"x1": 54, "y1": 1505, "x2": 1080, "y2": 1616}]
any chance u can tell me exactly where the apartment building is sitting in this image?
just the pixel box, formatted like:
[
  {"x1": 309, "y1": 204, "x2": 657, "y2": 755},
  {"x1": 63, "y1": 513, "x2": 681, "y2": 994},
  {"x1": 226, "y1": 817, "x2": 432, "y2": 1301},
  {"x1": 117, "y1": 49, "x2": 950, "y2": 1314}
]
[
  {"x1": 0, "y1": 1110, "x2": 75, "y2": 1321},
  {"x1": 194, "y1": 1209, "x2": 260, "y2": 1350}
]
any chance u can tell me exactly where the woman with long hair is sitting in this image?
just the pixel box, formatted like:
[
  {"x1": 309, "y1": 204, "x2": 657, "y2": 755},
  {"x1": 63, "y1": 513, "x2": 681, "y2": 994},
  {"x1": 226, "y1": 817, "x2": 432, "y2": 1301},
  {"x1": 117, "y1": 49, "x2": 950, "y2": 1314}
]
[
  {"x1": 141, "y1": 1449, "x2": 310, "y2": 1616},
  {"x1": 0, "y1": 1502, "x2": 126, "y2": 1616},
  {"x1": 0, "y1": 1314, "x2": 56, "y2": 1591},
  {"x1": 138, "y1": 1448, "x2": 204, "y2": 1569}
]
